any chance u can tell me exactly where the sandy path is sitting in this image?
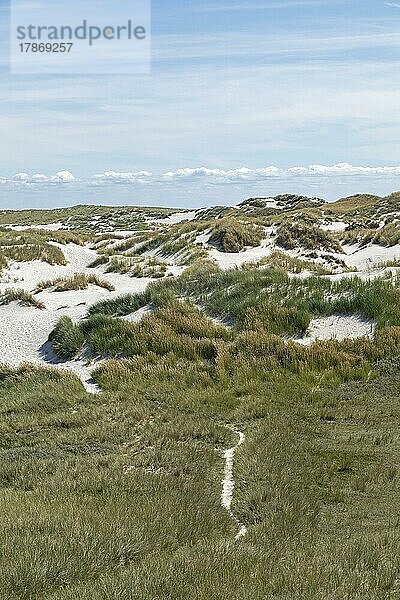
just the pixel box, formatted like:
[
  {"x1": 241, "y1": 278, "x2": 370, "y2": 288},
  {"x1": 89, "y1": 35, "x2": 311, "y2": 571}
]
[{"x1": 221, "y1": 426, "x2": 247, "y2": 540}]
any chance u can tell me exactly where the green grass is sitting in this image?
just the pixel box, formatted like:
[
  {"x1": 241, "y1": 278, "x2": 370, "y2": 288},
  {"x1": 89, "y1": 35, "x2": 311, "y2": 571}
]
[
  {"x1": 341, "y1": 223, "x2": 400, "y2": 248},
  {"x1": 376, "y1": 258, "x2": 400, "y2": 268},
  {"x1": 87, "y1": 255, "x2": 109, "y2": 268},
  {"x1": 208, "y1": 218, "x2": 264, "y2": 252},
  {"x1": 276, "y1": 218, "x2": 342, "y2": 252},
  {"x1": 0, "y1": 228, "x2": 95, "y2": 268},
  {"x1": 0, "y1": 288, "x2": 45, "y2": 309},
  {"x1": 70, "y1": 262, "x2": 400, "y2": 393},
  {"x1": 326, "y1": 193, "x2": 382, "y2": 215},
  {"x1": 88, "y1": 293, "x2": 152, "y2": 317},
  {"x1": 59, "y1": 303, "x2": 227, "y2": 362},
  {"x1": 105, "y1": 256, "x2": 167, "y2": 278},
  {"x1": 35, "y1": 273, "x2": 115, "y2": 293},
  {"x1": 89, "y1": 261, "x2": 400, "y2": 336},
  {"x1": 48, "y1": 316, "x2": 85, "y2": 360},
  {"x1": 1, "y1": 242, "x2": 66, "y2": 266},
  {"x1": 0, "y1": 250, "x2": 7, "y2": 273},
  {"x1": 5, "y1": 201, "x2": 400, "y2": 597},
  {"x1": 1, "y1": 343, "x2": 400, "y2": 597},
  {"x1": 0, "y1": 205, "x2": 182, "y2": 231},
  {"x1": 243, "y1": 250, "x2": 332, "y2": 275}
]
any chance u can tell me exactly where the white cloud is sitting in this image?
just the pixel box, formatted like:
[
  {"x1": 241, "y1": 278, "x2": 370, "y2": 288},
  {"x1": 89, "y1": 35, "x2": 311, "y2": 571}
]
[
  {"x1": 53, "y1": 170, "x2": 75, "y2": 182},
  {"x1": 92, "y1": 171, "x2": 153, "y2": 184},
  {"x1": 31, "y1": 174, "x2": 50, "y2": 182},
  {"x1": 163, "y1": 166, "x2": 281, "y2": 181},
  {"x1": 162, "y1": 163, "x2": 400, "y2": 182},
  {"x1": 3, "y1": 164, "x2": 400, "y2": 190},
  {"x1": 385, "y1": 2, "x2": 400, "y2": 7},
  {"x1": 6, "y1": 171, "x2": 76, "y2": 184},
  {"x1": 304, "y1": 163, "x2": 400, "y2": 176},
  {"x1": 12, "y1": 173, "x2": 30, "y2": 182}
]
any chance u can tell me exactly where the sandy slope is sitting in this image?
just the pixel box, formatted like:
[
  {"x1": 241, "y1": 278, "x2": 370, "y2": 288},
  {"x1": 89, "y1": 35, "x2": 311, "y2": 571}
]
[
  {"x1": 152, "y1": 211, "x2": 197, "y2": 225},
  {"x1": 0, "y1": 242, "x2": 151, "y2": 391},
  {"x1": 339, "y1": 243, "x2": 400, "y2": 271},
  {"x1": 208, "y1": 229, "x2": 276, "y2": 269},
  {"x1": 1, "y1": 227, "x2": 394, "y2": 387}
]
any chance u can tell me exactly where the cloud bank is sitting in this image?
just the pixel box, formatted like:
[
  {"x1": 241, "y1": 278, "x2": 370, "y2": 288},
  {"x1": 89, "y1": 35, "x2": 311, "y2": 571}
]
[{"x1": 3, "y1": 163, "x2": 400, "y2": 187}]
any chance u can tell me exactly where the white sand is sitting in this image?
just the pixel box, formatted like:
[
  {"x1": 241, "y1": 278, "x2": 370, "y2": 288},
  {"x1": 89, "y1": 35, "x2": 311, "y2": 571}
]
[
  {"x1": 221, "y1": 426, "x2": 247, "y2": 540},
  {"x1": 152, "y1": 211, "x2": 197, "y2": 225},
  {"x1": 194, "y1": 230, "x2": 211, "y2": 245},
  {"x1": 0, "y1": 242, "x2": 152, "y2": 391},
  {"x1": 325, "y1": 266, "x2": 400, "y2": 282},
  {"x1": 1, "y1": 215, "x2": 397, "y2": 392},
  {"x1": 321, "y1": 221, "x2": 348, "y2": 232},
  {"x1": 339, "y1": 244, "x2": 400, "y2": 271},
  {"x1": 7, "y1": 222, "x2": 65, "y2": 231},
  {"x1": 295, "y1": 314, "x2": 375, "y2": 345},
  {"x1": 209, "y1": 238, "x2": 274, "y2": 269},
  {"x1": 120, "y1": 304, "x2": 154, "y2": 323}
]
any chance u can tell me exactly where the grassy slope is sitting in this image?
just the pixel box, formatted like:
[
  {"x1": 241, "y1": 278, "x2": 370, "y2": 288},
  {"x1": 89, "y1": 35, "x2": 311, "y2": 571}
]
[
  {"x1": 1, "y1": 355, "x2": 400, "y2": 598},
  {"x1": 0, "y1": 205, "x2": 181, "y2": 229},
  {"x1": 3, "y1": 197, "x2": 400, "y2": 598},
  {"x1": 87, "y1": 262, "x2": 400, "y2": 339},
  {"x1": 326, "y1": 194, "x2": 383, "y2": 215}
]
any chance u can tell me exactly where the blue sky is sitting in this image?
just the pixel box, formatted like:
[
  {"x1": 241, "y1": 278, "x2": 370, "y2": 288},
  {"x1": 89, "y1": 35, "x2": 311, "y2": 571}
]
[{"x1": 1, "y1": 0, "x2": 400, "y2": 208}]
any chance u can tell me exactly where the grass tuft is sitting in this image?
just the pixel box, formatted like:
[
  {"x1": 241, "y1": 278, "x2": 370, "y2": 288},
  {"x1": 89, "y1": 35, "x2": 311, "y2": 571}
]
[
  {"x1": 208, "y1": 218, "x2": 264, "y2": 252},
  {"x1": 0, "y1": 288, "x2": 45, "y2": 309},
  {"x1": 35, "y1": 273, "x2": 115, "y2": 293},
  {"x1": 49, "y1": 316, "x2": 85, "y2": 360}
]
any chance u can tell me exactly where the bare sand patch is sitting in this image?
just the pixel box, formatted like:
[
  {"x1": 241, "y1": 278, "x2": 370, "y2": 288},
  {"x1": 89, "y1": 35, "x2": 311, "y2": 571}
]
[
  {"x1": 295, "y1": 314, "x2": 375, "y2": 345},
  {"x1": 339, "y1": 244, "x2": 400, "y2": 271},
  {"x1": 208, "y1": 239, "x2": 274, "y2": 269}
]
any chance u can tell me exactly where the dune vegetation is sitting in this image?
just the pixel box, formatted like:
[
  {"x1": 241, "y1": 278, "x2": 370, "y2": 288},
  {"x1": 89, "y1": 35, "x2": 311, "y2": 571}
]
[
  {"x1": 3, "y1": 195, "x2": 400, "y2": 598},
  {"x1": 0, "y1": 228, "x2": 92, "y2": 271},
  {"x1": 35, "y1": 273, "x2": 115, "y2": 293},
  {"x1": 208, "y1": 218, "x2": 264, "y2": 252},
  {"x1": 0, "y1": 205, "x2": 180, "y2": 231},
  {"x1": 0, "y1": 288, "x2": 45, "y2": 309},
  {"x1": 105, "y1": 256, "x2": 168, "y2": 278},
  {"x1": 276, "y1": 218, "x2": 342, "y2": 252},
  {"x1": 243, "y1": 250, "x2": 332, "y2": 275},
  {"x1": 2, "y1": 282, "x2": 400, "y2": 597},
  {"x1": 341, "y1": 223, "x2": 400, "y2": 248},
  {"x1": 48, "y1": 316, "x2": 85, "y2": 360}
]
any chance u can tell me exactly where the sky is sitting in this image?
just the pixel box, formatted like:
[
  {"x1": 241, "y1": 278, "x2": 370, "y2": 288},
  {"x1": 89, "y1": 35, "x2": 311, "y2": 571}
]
[{"x1": 0, "y1": 0, "x2": 400, "y2": 209}]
